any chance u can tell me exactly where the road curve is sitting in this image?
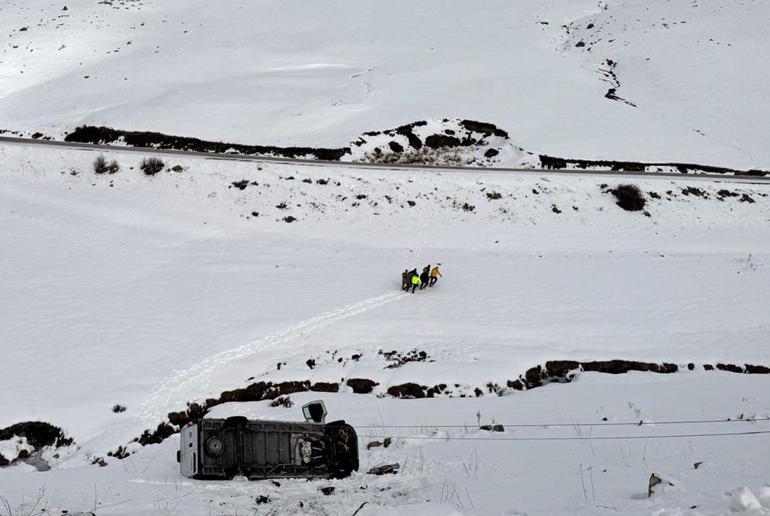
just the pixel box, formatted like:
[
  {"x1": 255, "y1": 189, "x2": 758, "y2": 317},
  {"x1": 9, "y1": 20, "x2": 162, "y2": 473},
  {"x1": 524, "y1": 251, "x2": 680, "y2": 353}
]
[{"x1": 1, "y1": 135, "x2": 769, "y2": 184}]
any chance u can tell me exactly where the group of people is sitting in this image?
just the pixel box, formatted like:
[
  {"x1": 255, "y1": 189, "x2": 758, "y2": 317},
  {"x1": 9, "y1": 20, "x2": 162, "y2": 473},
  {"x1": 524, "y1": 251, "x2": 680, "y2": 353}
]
[{"x1": 401, "y1": 264, "x2": 442, "y2": 293}]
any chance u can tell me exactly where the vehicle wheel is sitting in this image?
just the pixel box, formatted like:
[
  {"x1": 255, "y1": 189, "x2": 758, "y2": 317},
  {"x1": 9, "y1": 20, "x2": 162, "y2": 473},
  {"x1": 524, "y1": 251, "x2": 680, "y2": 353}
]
[{"x1": 205, "y1": 436, "x2": 224, "y2": 457}]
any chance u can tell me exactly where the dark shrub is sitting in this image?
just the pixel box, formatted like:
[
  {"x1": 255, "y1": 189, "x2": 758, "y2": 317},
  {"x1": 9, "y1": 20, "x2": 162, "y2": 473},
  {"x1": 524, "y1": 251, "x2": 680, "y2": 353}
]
[
  {"x1": 270, "y1": 396, "x2": 293, "y2": 408},
  {"x1": 107, "y1": 160, "x2": 120, "y2": 173},
  {"x1": 112, "y1": 404, "x2": 126, "y2": 413},
  {"x1": 462, "y1": 202, "x2": 475, "y2": 212},
  {"x1": 486, "y1": 191, "x2": 502, "y2": 200},
  {"x1": 610, "y1": 184, "x2": 646, "y2": 211},
  {"x1": 140, "y1": 157, "x2": 165, "y2": 176},
  {"x1": 94, "y1": 155, "x2": 108, "y2": 174}
]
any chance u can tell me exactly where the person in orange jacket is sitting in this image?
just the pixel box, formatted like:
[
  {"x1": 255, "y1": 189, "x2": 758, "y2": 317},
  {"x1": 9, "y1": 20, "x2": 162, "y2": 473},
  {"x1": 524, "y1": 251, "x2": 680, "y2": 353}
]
[{"x1": 429, "y1": 264, "x2": 442, "y2": 287}]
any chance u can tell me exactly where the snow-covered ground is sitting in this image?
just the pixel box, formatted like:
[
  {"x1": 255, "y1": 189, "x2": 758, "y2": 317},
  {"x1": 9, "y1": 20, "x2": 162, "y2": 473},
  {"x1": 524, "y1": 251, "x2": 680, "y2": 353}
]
[
  {"x1": 1, "y1": 0, "x2": 770, "y2": 168},
  {"x1": 2, "y1": 0, "x2": 770, "y2": 512},
  {"x1": 0, "y1": 142, "x2": 769, "y2": 514},
  {"x1": 4, "y1": 373, "x2": 770, "y2": 516}
]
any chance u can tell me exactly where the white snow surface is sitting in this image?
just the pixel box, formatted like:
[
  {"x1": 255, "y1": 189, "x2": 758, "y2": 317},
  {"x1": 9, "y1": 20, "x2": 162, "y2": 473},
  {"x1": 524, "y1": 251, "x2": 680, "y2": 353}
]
[
  {"x1": 1, "y1": 0, "x2": 770, "y2": 168},
  {"x1": 0, "y1": 142, "x2": 769, "y2": 514}
]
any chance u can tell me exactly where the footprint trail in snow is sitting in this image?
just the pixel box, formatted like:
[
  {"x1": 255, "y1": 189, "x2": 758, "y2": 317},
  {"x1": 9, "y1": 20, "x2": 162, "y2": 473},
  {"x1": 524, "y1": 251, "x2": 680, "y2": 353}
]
[{"x1": 139, "y1": 291, "x2": 403, "y2": 421}]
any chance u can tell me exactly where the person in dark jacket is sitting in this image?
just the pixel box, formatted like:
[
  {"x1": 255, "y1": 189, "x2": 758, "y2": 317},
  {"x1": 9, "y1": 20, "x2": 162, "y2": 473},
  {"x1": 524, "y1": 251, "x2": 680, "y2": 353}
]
[
  {"x1": 419, "y1": 265, "x2": 430, "y2": 290},
  {"x1": 401, "y1": 269, "x2": 410, "y2": 291}
]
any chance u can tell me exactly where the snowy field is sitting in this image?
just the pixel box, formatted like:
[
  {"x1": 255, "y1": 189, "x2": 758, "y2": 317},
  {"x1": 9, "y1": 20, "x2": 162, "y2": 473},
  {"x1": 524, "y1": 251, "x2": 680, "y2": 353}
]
[
  {"x1": 4, "y1": 373, "x2": 770, "y2": 516},
  {"x1": 1, "y1": 0, "x2": 770, "y2": 168},
  {"x1": 0, "y1": 143, "x2": 769, "y2": 514},
  {"x1": 2, "y1": 0, "x2": 770, "y2": 513}
]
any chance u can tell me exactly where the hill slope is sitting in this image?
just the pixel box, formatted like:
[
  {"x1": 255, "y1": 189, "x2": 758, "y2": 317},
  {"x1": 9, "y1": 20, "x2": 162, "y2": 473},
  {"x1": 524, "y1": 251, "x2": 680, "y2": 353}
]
[{"x1": 1, "y1": 0, "x2": 769, "y2": 168}]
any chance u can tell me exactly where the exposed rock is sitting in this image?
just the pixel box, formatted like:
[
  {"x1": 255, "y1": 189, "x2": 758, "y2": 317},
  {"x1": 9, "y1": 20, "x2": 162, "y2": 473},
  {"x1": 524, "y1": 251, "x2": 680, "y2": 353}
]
[
  {"x1": 540, "y1": 154, "x2": 764, "y2": 175},
  {"x1": 346, "y1": 378, "x2": 379, "y2": 394},
  {"x1": 507, "y1": 379, "x2": 524, "y2": 391},
  {"x1": 310, "y1": 382, "x2": 339, "y2": 393},
  {"x1": 137, "y1": 422, "x2": 175, "y2": 445},
  {"x1": 270, "y1": 396, "x2": 293, "y2": 408},
  {"x1": 368, "y1": 463, "x2": 400, "y2": 475},
  {"x1": 395, "y1": 122, "x2": 425, "y2": 150},
  {"x1": 387, "y1": 383, "x2": 427, "y2": 399},
  {"x1": 0, "y1": 421, "x2": 73, "y2": 450},
  {"x1": 424, "y1": 134, "x2": 463, "y2": 149},
  {"x1": 544, "y1": 360, "x2": 580, "y2": 378},
  {"x1": 716, "y1": 363, "x2": 743, "y2": 373},
  {"x1": 581, "y1": 360, "x2": 677, "y2": 374},
  {"x1": 459, "y1": 120, "x2": 509, "y2": 138},
  {"x1": 65, "y1": 126, "x2": 350, "y2": 161}
]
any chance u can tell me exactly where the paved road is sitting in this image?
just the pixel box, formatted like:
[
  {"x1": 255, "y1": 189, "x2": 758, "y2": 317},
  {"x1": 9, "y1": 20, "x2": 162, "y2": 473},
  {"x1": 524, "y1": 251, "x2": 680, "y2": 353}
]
[{"x1": 1, "y1": 135, "x2": 768, "y2": 184}]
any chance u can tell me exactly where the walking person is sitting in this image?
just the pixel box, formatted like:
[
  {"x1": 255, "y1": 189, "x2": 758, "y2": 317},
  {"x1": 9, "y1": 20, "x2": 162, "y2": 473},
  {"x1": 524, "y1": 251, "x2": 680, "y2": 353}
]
[
  {"x1": 401, "y1": 269, "x2": 410, "y2": 291},
  {"x1": 419, "y1": 265, "x2": 430, "y2": 290},
  {"x1": 411, "y1": 271, "x2": 421, "y2": 293},
  {"x1": 429, "y1": 264, "x2": 442, "y2": 287}
]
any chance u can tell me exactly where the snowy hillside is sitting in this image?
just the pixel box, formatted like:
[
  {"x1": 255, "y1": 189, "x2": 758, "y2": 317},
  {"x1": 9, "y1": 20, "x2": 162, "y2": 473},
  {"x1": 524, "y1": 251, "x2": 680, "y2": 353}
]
[
  {"x1": 2, "y1": 0, "x2": 770, "y2": 513},
  {"x1": 1, "y1": 0, "x2": 770, "y2": 168},
  {"x1": 0, "y1": 142, "x2": 769, "y2": 514}
]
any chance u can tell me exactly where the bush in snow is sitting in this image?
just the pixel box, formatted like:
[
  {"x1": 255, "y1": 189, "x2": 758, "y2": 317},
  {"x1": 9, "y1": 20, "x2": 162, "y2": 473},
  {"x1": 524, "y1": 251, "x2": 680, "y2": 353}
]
[
  {"x1": 610, "y1": 184, "x2": 646, "y2": 211},
  {"x1": 140, "y1": 157, "x2": 165, "y2": 176},
  {"x1": 94, "y1": 155, "x2": 119, "y2": 174},
  {"x1": 94, "y1": 155, "x2": 108, "y2": 174}
]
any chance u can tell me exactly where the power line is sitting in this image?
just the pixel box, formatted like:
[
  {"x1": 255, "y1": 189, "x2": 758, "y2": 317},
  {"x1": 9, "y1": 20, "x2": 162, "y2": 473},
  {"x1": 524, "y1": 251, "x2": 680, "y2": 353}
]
[
  {"x1": 362, "y1": 429, "x2": 770, "y2": 442},
  {"x1": 354, "y1": 416, "x2": 770, "y2": 429}
]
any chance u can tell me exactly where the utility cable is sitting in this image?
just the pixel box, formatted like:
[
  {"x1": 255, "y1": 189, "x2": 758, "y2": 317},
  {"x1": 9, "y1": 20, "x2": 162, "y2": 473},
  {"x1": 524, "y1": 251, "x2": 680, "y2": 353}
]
[
  {"x1": 362, "y1": 428, "x2": 770, "y2": 442},
  {"x1": 354, "y1": 416, "x2": 770, "y2": 429}
]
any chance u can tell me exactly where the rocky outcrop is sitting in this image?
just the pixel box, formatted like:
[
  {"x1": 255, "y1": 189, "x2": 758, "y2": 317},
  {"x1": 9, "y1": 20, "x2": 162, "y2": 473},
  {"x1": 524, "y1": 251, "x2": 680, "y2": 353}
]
[
  {"x1": 346, "y1": 378, "x2": 378, "y2": 394},
  {"x1": 539, "y1": 154, "x2": 767, "y2": 176},
  {"x1": 65, "y1": 126, "x2": 350, "y2": 161},
  {"x1": 114, "y1": 359, "x2": 770, "y2": 458},
  {"x1": 0, "y1": 421, "x2": 73, "y2": 470}
]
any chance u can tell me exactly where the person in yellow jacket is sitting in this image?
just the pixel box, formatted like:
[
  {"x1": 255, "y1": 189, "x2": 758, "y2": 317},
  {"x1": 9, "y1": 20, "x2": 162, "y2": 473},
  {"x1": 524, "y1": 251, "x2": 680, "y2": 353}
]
[
  {"x1": 410, "y1": 272, "x2": 421, "y2": 293},
  {"x1": 429, "y1": 264, "x2": 442, "y2": 287}
]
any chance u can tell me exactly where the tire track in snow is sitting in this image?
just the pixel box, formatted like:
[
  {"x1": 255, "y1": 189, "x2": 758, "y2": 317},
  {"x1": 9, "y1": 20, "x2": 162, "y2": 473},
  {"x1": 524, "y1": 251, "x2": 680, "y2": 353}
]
[{"x1": 139, "y1": 291, "x2": 403, "y2": 421}]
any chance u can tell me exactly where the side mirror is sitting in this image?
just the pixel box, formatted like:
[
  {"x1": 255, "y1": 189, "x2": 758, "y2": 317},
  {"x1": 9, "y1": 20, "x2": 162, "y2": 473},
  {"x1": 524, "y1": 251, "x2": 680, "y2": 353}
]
[{"x1": 302, "y1": 400, "x2": 327, "y2": 424}]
